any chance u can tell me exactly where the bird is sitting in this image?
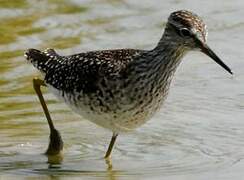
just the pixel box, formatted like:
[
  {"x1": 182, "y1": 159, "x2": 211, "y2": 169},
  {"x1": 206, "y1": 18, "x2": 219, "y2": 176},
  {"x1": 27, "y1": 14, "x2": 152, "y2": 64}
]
[{"x1": 25, "y1": 10, "x2": 232, "y2": 160}]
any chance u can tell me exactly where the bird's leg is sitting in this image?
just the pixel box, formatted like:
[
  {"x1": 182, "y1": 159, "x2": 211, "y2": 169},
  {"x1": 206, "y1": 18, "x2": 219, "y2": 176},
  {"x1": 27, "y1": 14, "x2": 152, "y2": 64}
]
[
  {"x1": 33, "y1": 77, "x2": 63, "y2": 156},
  {"x1": 104, "y1": 133, "x2": 118, "y2": 159}
]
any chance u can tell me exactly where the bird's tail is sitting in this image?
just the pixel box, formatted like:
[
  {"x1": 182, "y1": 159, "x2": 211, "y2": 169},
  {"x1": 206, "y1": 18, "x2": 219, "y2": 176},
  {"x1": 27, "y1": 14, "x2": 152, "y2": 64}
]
[{"x1": 25, "y1": 48, "x2": 58, "y2": 74}]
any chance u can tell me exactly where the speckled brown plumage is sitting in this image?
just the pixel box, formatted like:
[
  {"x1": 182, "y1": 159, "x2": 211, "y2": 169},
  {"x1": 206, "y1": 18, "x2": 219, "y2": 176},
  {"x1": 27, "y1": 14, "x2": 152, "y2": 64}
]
[
  {"x1": 26, "y1": 48, "x2": 142, "y2": 94},
  {"x1": 25, "y1": 10, "x2": 231, "y2": 133},
  {"x1": 169, "y1": 10, "x2": 207, "y2": 42}
]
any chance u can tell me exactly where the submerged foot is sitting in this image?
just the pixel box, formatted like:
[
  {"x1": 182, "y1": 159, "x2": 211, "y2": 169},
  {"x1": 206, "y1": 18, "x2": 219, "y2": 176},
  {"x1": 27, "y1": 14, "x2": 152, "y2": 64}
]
[{"x1": 45, "y1": 128, "x2": 64, "y2": 164}]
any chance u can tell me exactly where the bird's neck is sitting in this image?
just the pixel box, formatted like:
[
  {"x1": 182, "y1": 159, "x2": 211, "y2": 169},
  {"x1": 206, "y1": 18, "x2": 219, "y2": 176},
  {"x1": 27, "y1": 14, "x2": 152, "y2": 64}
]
[
  {"x1": 128, "y1": 32, "x2": 188, "y2": 95},
  {"x1": 147, "y1": 34, "x2": 187, "y2": 81}
]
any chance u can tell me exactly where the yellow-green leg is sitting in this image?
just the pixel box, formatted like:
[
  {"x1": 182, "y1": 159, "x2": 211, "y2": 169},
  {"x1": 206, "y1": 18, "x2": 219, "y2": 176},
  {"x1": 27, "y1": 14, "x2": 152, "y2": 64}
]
[
  {"x1": 104, "y1": 133, "x2": 118, "y2": 159},
  {"x1": 33, "y1": 77, "x2": 63, "y2": 155}
]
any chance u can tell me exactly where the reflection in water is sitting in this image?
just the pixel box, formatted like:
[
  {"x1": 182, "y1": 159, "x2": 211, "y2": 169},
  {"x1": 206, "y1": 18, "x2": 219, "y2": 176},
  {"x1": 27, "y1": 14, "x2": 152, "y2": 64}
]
[
  {"x1": 106, "y1": 169, "x2": 119, "y2": 180},
  {"x1": 34, "y1": 158, "x2": 120, "y2": 180},
  {"x1": 0, "y1": 0, "x2": 243, "y2": 179}
]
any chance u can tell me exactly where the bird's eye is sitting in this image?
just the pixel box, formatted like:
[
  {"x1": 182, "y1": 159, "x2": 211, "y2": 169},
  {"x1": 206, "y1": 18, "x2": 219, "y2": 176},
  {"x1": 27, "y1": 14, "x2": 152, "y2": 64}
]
[{"x1": 179, "y1": 28, "x2": 191, "y2": 37}]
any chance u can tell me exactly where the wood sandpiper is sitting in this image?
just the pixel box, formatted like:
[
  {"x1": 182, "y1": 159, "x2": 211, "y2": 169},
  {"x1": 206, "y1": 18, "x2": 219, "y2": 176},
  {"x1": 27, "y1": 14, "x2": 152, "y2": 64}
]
[{"x1": 25, "y1": 10, "x2": 232, "y2": 160}]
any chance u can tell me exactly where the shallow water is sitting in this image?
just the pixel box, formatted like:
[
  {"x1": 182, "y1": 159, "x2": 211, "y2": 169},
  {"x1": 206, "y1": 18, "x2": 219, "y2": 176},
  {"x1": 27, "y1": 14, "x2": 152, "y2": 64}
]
[{"x1": 0, "y1": 0, "x2": 244, "y2": 179}]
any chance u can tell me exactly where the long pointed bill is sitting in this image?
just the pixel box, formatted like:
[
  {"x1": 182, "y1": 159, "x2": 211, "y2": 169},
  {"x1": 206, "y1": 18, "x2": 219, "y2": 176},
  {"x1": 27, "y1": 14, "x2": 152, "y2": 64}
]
[{"x1": 196, "y1": 38, "x2": 233, "y2": 75}]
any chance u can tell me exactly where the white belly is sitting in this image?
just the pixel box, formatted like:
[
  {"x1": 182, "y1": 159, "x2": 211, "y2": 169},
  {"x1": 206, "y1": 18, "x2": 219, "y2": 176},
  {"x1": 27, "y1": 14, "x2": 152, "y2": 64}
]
[{"x1": 48, "y1": 85, "x2": 165, "y2": 133}]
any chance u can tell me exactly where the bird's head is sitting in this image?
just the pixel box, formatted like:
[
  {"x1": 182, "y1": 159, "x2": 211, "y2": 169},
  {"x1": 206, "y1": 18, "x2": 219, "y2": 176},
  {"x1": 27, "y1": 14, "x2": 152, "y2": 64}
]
[{"x1": 164, "y1": 10, "x2": 232, "y2": 74}]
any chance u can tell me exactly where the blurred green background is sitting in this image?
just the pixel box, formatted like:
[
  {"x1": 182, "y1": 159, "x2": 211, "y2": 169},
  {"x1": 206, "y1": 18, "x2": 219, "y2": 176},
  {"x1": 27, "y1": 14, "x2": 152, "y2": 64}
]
[{"x1": 0, "y1": 0, "x2": 243, "y2": 180}]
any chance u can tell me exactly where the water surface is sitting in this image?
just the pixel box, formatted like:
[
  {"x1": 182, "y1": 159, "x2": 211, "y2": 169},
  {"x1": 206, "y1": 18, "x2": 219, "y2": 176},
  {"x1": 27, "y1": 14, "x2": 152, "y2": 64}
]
[{"x1": 0, "y1": 0, "x2": 244, "y2": 179}]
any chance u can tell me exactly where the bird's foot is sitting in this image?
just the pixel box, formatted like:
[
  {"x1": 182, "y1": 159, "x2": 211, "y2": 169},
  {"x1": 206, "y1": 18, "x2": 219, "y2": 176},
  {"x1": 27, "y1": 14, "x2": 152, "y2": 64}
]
[{"x1": 45, "y1": 128, "x2": 64, "y2": 164}]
